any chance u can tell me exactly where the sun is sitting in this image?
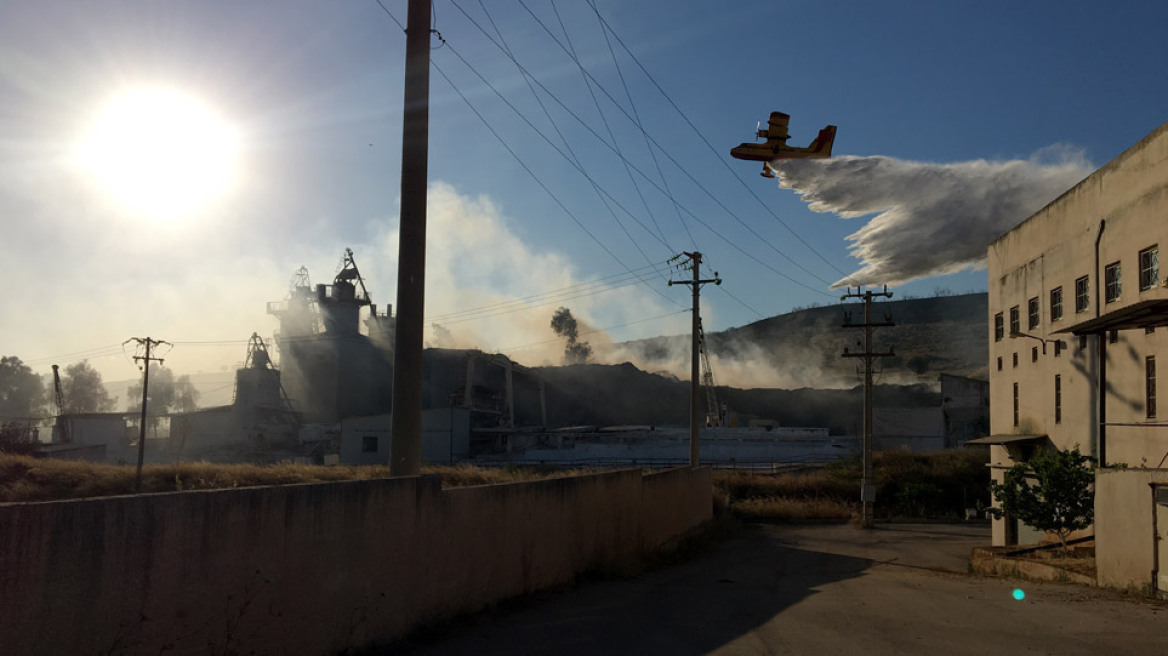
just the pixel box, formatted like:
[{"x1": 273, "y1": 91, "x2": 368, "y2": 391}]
[{"x1": 76, "y1": 87, "x2": 240, "y2": 218}]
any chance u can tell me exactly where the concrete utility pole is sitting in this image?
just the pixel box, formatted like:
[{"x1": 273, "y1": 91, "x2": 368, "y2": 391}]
[
  {"x1": 841, "y1": 287, "x2": 894, "y2": 529},
  {"x1": 669, "y1": 252, "x2": 720, "y2": 467},
  {"x1": 125, "y1": 337, "x2": 170, "y2": 491},
  {"x1": 389, "y1": 0, "x2": 432, "y2": 477}
]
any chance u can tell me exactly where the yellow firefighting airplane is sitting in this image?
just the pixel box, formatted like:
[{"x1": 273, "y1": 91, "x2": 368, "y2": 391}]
[{"x1": 730, "y1": 111, "x2": 837, "y2": 177}]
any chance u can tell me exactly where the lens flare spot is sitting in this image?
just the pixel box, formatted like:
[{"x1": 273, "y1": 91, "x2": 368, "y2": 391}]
[
  {"x1": 1012, "y1": 588, "x2": 1026, "y2": 601},
  {"x1": 76, "y1": 86, "x2": 239, "y2": 219}
]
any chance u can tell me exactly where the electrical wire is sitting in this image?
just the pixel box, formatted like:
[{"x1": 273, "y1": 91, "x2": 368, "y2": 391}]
[
  {"x1": 584, "y1": 4, "x2": 849, "y2": 279},
  {"x1": 471, "y1": 0, "x2": 669, "y2": 282},
  {"x1": 457, "y1": 2, "x2": 837, "y2": 295},
  {"x1": 429, "y1": 47, "x2": 684, "y2": 310}
]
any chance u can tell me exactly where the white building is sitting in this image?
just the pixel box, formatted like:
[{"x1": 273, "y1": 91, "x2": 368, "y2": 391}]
[{"x1": 983, "y1": 118, "x2": 1168, "y2": 591}]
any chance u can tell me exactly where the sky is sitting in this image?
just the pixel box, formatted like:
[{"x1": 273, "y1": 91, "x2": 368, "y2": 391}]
[{"x1": 3, "y1": 0, "x2": 1168, "y2": 395}]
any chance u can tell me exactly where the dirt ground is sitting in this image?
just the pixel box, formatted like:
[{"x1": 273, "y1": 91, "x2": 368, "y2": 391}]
[{"x1": 380, "y1": 522, "x2": 1167, "y2": 655}]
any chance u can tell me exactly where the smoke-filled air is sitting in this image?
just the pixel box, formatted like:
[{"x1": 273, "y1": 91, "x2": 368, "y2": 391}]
[{"x1": 771, "y1": 148, "x2": 1095, "y2": 288}]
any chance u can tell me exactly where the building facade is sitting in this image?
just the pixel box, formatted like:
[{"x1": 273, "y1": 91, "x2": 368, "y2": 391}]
[{"x1": 986, "y1": 119, "x2": 1168, "y2": 590}]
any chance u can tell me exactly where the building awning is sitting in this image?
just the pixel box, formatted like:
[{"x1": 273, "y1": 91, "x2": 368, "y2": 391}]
[
  {"x1": 1054, "y1": 298, "x2": 1168, "y2": 335},
  {"x1": 964, "y1": 433, "x2": 1046, "y2": 446}
]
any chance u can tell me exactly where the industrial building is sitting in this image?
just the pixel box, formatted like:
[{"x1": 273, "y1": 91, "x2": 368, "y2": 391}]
[
  {"x1": 170, "y1": 334, "x2": 299, "y2": 460},
  {"x1": 984, "y1": 117, "x2": 1168, "y2": 591}
]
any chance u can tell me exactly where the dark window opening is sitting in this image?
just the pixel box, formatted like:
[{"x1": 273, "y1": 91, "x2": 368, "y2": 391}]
[
  {"x1": 1050, "y1": 287, "x2": 1063, "y2": 322},
  {"x1": 1147, "y1": 356, "x2": 1157, "y2": 420},
  {"x1": 1054, "y1": 374, "x2": 1062, "y2": 424},
  {"x1": 362, "y1": 435, "x2": 379, "y2": 453}
]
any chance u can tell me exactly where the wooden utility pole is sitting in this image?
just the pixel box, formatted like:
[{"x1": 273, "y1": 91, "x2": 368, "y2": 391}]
[
  {"x1": 841, "y1": 287, "x2": 894, "y2": 528},
  {"x1": 126, "y1": 337, "x2": 169, "y2": 491},
  {"x1": 389, "y1": 0, "x2": 432, "y2": 476},
  {"x1": 669, "y1": 252, "x2": 720, "y2": 467}
]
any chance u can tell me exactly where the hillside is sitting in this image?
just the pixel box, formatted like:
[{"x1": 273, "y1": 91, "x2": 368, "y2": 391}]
[
  {"x1": 621, "y1": 293, "x2": 987, "y2": 390},
  {"x1": 534, "y1": 362, "x2": 939, "y2": 435}
]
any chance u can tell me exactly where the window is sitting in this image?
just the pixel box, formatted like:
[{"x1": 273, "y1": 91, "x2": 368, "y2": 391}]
[
  {"x1": 1054, "y1": 341, "x2": 1062, "y2": 357},
  {"x1": 1055, "y1": 374, "x2": 1062, "y2": 424},
  {"x1": 1079, "y1": 335, "x2": 1088, "y2": 350},
  {"x1": 1105, "y1": 261, "x2": 1121, "y2": 303},
  {"x1": 1012, "y1": 352, "x2": 1018, "y2": 368},
  {"x1": 362, "y1": 435, "x2": 379, "y2": 453},
  {"x1": 1109, "y1": 329, "x2": 1118, "y2": 344},
  {"x1": 1075, "y1": 276, "x2": 1090, "y2": 313},
  {"x1": 1013, "y1": 382, "x2": 1019, "y2": 428},
  {"x1": 994, "y1": 313, "x2": 1004, "y2": 342},
  {"x1": 1139, "y1": 245, "x2": 1159, "y2": 291},
  {"x1": 1031, "y1": 346, "x2": 1038, "y2": 363},
  {"x1": 1050, "y1": 287, "x2": 1063, "y2": 322},
  {"x1": 1027, "y1": 297, "x2": 1040, "y2": 330},
  {"x1": 1147, "y1": 356, "x2": 1157, "y2": 420},
  {"x1": 1009, "y1": 306, "x2": 1020, "y2": 335},
  {"x1": 997, "y1": 356, "x2": 1003, "y2": 371}
]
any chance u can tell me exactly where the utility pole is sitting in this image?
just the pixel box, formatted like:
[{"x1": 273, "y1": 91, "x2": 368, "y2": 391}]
[
  {"x1": 389, "y1": 0, "x2": 431, "y2": 477},
  {"x1": 125, "y1": 337, "x2": 169, "y2": 492},
  {"x1": 840, "y1": 287, "x2": 894, "y2": 529},
  {"x1": 669, "y1": 252, "x2": 720, "y2": 467}
]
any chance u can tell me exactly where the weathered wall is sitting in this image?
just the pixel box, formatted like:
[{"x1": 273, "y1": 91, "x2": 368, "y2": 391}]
[
  {"x1": 1094, "y1": 467, "x2": 1168, "y2": 589},
  {"x1": 0, "y1": 467, "x2": 711, "y2": 655}
]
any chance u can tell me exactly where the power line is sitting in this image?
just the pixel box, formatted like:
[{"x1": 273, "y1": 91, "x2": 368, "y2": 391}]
[
  {"x1": 426, "y1": 43, "x2": 684, "y2": 310},
  {"x1": 586, "y1": 5, "x2": 849, "y2": 279},
  {"x1": 463, "y1": 2, "x2": 837, "y2": 293},
  {"x1": 468, "y1": 0, "x2": 669, "y2": 282}
]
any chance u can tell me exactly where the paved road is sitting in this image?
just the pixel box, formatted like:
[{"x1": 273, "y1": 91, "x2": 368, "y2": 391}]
[{"x1": 382, "y1": 523, "x2": 1167, "y2": 655}]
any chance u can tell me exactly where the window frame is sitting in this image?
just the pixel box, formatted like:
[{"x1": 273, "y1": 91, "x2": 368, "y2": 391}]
[
  {"x1": 1075, "y1": 276, "x2": 1090, "y2": 313},
  {"x1": 1105, "y1": 261, "x2": 1121, "y2": 304},
  {"x1": 1027, "y1": 297, "x2": 1040, "y2": 330},
  {"x1": 1009, "y1": 306, "x2": 1020, "y2": 335},
  {"x1": 994, "y1": 313, "x2": 1004, "y2": 342},
  {"x1": 1139, "y1": 245, "x2": 1159, "y2": 291},
  {"x1": 1050, "y1": 287, "x2": 1063, "y2": 323}
]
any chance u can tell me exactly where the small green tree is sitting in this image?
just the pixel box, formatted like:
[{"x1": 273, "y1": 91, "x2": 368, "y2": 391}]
[{"x1": 988, "y1": 446, "x2": 1095, "y2": 550}]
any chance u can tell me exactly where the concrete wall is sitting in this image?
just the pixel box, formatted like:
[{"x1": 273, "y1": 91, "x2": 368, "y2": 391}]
[
  {"x1": 987, "y1": 118, "x2": 1168, "y2": 465},
  {"x1": 0, "y1": 467, "x2": 711, "y2": 655},
  {"x1": 1094, "y1": 467, "x2": 1168, "y2": 589},
  {"x1": 339, "y1": 409, "x2": 472, "y2": 466}
]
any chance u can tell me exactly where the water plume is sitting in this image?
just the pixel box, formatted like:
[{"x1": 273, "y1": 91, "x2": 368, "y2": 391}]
[{"x1": 771, "y1": 147, "x2": 1094, "y2": 287}]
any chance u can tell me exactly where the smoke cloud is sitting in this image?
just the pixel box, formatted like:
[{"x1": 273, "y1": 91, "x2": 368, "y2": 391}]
[{"x1": 771, "y1": 147, "x2": 1094, "y2": 288}]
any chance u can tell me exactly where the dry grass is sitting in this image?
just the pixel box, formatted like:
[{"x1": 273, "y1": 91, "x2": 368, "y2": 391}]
[
  {"x1": 714, "y1": 448, "x2": 990, "y2": 522},
  {"x1": 0, "y1": 455, "x2": 612, "y2": 503}
]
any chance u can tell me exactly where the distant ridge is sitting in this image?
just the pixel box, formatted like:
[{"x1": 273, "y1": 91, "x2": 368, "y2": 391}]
[{"x1": 621, "y1": 292, "x2": 987, "y2": 389}]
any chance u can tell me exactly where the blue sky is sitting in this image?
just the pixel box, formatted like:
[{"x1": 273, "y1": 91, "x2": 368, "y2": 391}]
[{"x1": 2, "y1": 0, "x2": 1167, "y2": 388}]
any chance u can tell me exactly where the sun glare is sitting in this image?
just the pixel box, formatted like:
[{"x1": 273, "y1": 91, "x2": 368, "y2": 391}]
[{"x1": 77, "y1": 87, "x2": 239, "y2": 218}]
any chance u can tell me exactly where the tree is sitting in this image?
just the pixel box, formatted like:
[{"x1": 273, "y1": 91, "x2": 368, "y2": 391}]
[
  {"x1": 128, "y1": 366, "x2": 200, "y2": 434},
  {"x1": 988, "y1": 446, "x2": 1095, "y2": 550},
  {"x1": 550, "y1": 307, "x2": 592, "y2": 365},
  {"x1": 61, "y1": 360, "x2": 117, "y2": 414},
  {"x1": 0, "y1": 356, "x2": 45, "y2": 418},
  {"x1": 0, "y1": 422, "x2": 39, "y2": 455}
]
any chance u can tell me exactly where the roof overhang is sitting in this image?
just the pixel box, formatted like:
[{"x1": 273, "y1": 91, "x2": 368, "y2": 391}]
[
  {"x1": 1054, "y1": 298, "x2": 1168, "y2": 335},
  {"x1": 964, "y1": 433, "x2": 1046, "y2": 446}
]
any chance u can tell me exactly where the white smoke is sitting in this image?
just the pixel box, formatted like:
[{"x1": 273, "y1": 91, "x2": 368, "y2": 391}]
[{"x1": 771, "y1": 147, "x2": 1094, "y2": 288}]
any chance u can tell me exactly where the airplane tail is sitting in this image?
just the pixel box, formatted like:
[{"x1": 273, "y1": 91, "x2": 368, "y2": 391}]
[{"x1": 809, "y1": 125, "x2": 837, "y2": 157}]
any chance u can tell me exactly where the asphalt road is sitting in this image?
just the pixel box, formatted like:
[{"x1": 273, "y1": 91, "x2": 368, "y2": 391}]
[{"x1": 381, "y1": 523, "x2": 1168, "y2": 655}]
